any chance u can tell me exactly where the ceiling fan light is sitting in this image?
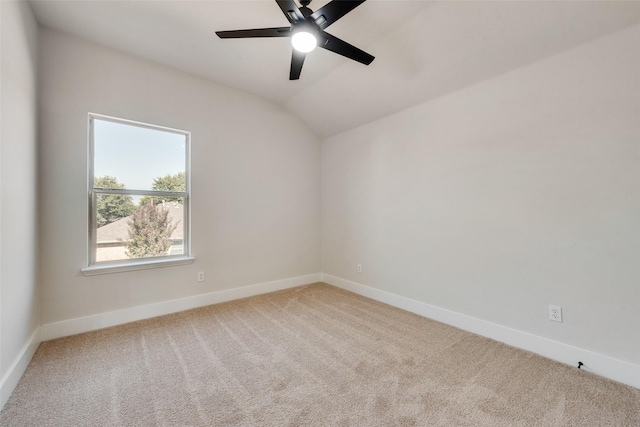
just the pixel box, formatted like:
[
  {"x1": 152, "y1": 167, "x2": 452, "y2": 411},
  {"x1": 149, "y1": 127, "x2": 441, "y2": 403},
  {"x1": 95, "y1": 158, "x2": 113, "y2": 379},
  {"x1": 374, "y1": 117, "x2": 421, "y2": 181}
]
[{"x1": 291, "y1": 31, "x2": 317, "y2": 53}]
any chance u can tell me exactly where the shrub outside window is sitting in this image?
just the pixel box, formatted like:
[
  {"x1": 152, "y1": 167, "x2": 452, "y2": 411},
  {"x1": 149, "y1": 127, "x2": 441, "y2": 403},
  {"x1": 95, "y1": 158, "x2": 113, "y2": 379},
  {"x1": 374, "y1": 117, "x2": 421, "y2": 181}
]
[{"x1": 84, "y1": 114, "x2": 192, "y2": 274}]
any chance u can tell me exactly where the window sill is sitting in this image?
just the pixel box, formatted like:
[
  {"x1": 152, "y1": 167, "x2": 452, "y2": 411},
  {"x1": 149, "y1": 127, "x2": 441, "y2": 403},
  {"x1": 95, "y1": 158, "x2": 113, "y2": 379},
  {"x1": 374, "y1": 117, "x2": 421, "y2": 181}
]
[{"x1": 81, "y1": 256, "x2": 195, "y2": 276}]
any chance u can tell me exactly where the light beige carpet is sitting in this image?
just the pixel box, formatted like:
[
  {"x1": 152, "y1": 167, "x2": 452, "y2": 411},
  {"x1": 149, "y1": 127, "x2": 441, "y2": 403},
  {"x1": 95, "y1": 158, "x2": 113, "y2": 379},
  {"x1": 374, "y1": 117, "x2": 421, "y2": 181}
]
[{"x1": 1, "y1": 283, "x2": 638, "y2": 426}]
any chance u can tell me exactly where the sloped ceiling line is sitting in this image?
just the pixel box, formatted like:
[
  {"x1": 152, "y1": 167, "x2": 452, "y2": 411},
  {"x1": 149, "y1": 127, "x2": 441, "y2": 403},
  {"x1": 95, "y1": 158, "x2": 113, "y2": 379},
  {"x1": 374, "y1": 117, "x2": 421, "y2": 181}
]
[{"x1": 28, "y1": 0, "x2": 640, "y2": 138}]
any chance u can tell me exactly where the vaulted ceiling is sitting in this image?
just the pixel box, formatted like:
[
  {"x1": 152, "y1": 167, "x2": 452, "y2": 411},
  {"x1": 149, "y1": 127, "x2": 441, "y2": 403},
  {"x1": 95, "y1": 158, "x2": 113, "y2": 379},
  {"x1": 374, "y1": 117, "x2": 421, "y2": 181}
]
[{"x1": 29, "y1": 0, "x2": 640, "y2": 138}]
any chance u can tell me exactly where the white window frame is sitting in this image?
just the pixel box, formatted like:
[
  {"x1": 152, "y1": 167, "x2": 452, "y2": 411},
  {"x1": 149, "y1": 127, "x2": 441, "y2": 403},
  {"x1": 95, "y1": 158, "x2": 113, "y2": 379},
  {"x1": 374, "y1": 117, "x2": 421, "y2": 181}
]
[{"x1": 82, "y1": 113, "x2": 194, "y2": 276}]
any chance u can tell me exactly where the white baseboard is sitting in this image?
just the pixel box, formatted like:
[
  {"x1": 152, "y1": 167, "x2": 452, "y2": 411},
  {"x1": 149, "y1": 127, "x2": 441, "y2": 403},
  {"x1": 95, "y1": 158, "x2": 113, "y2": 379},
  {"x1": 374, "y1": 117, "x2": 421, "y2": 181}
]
[
  {"x1": 41, "y1": 273, "x2": 322, "y2": 342},
  {"x1": 322, "y1": 273, "x2": 640, "y2": 390},
  {"x1": 0, "y1": 326, "x2": 41, "y2": 410}
]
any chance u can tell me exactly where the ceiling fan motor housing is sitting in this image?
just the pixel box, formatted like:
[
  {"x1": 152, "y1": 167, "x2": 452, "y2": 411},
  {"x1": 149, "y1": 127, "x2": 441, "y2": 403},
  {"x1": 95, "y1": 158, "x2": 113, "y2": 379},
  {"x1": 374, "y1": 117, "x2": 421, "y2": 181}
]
[{"x1": 292, "y1": 21, "x2": 320, "y2": 40}]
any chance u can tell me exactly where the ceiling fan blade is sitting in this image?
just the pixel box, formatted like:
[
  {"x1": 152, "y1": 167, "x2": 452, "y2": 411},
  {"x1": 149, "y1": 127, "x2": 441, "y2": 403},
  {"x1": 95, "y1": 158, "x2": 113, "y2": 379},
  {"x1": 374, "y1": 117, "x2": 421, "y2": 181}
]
[
  {"x1": 276, "y1": 0, "x2": 305, "y2": 23},
  {"x1": 290, "y1": 50, "x2": 306, "y2": 80},
  {"x1": 310, "y1": 0, "x2": 366, "y2": 30},
  {"x1": 319, "y1": 32, "x2": 374, "y2": 65},
  {"x1": 216, "y1": 27, "x2": 291, "y2": 38}
]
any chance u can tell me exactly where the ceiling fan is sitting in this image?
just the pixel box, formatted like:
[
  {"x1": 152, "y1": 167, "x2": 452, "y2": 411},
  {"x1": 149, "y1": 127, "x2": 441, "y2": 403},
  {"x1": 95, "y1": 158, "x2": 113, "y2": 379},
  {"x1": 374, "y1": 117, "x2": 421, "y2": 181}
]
[{"x1": 216, "y1": 0, "x2": 374, "y2": 80}]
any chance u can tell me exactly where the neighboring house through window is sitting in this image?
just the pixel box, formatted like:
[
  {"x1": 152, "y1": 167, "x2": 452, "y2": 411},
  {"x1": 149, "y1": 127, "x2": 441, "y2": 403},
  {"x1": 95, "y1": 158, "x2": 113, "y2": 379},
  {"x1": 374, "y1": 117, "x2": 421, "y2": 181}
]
[{"x1": 83, "y1": 114, "x2": 192, "y2": 274}]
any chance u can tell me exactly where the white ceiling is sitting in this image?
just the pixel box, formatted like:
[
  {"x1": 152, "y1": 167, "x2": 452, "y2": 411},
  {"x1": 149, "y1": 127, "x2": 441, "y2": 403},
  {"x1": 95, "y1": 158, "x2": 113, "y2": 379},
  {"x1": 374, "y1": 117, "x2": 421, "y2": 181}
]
[{"x1": 29, "y1": 0, "x2": 640, "y2": 138}]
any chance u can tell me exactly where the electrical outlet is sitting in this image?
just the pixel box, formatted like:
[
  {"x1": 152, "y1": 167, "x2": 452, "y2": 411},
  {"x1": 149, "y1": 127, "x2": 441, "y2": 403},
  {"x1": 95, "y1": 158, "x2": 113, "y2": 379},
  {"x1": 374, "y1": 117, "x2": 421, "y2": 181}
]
[
  {"x1": 549, "y1": 305, "x2": 562, "y2": 322},
  {"x1": 197, "y1": 271, "x2": 205, "y2": 282},
  {"x1": 357, "y1": 264, "x2": 362, "y2": 273}
]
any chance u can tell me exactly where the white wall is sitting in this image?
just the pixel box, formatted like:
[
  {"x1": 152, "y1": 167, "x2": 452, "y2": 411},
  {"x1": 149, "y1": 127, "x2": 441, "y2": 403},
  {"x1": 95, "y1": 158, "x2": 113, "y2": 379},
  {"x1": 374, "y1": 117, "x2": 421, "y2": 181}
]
[
  {"x1": 0, "y1": 0, "x2": 40, "y2": 406},
  {"x1": 38, "y1": 28, "x2": 320, "y2": 325},
  {"x1": 322, "y1": 24, "x2": 640, "y2": 367}
]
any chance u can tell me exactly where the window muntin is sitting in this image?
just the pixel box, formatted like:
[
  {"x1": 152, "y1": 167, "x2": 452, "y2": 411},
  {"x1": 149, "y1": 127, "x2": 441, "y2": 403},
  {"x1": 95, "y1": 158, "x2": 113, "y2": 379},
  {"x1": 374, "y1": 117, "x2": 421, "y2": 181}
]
[{"x1": 88, "y1": 114, "x2": 190, "y2": 267}]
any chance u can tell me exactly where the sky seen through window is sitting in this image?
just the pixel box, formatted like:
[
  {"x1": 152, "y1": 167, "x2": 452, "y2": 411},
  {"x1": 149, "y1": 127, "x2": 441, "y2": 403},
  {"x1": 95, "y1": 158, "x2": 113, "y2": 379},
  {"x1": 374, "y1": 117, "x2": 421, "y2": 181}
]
[{"x1": 93, "y1": 119, "x2": 186, "y2": 197}]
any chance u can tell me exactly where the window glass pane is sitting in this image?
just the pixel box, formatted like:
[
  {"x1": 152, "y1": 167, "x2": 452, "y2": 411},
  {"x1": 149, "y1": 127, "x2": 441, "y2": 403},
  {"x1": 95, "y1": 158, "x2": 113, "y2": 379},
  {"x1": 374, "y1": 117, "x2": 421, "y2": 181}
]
[
  {"x1": 96, "y1": 195, "x2": 185, "y2": 263},
  {"x1": 93, "y1": 119, "x2": 186, "y2": 191},
  {"x1": 89, "y1": 114, "x2": 190, "y2": 268}
]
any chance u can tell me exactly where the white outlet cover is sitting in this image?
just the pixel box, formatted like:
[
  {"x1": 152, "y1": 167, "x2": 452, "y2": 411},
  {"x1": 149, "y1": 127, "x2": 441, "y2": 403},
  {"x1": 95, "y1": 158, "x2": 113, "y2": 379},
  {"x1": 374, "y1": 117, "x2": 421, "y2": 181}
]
[{"x1": 549, "y1": 305, "x2": 562, "y2": 322}]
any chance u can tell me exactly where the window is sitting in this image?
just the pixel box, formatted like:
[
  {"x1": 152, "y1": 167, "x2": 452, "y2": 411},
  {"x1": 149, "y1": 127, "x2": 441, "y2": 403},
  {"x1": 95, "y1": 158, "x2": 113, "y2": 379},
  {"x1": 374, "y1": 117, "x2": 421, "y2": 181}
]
[{"x1": 83, "y1": 114, "x2": 192, "y2": 274}]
